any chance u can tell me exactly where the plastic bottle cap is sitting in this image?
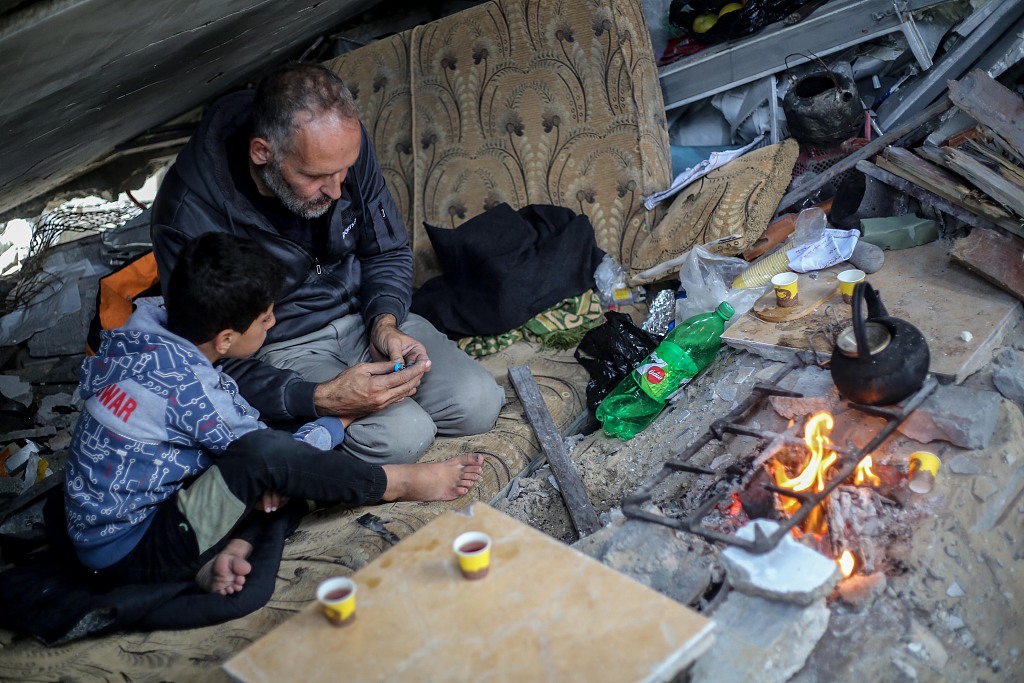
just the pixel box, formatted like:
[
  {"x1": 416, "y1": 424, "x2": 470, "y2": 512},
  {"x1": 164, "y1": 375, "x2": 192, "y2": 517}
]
[{"x1": 717, "y1": 301, "x2": 735, "y2": 319}]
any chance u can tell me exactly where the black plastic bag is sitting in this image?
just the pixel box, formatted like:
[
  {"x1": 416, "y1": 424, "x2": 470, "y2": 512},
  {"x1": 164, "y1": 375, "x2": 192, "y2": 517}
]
[
  {"x1": 574, "y1": 311, "x2": 661, "y2": 416},
  {"x1": 668, "y1": 0, "x2": 806, "y2": 45}
]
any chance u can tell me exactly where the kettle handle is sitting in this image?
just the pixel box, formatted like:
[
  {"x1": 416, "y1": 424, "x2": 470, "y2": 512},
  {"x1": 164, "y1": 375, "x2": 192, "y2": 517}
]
[
  {"x1": 862, "y1": 280, "x2": 889, "y2": 318},
  {"x1": 851, "y1": 281, "x2": 875, "y2": 363}
]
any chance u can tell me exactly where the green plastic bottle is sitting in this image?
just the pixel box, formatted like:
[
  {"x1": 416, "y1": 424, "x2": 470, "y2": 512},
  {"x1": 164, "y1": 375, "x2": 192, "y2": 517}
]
[{"x1": 596, "y1": 301, "x2": 734, "y2": 440}]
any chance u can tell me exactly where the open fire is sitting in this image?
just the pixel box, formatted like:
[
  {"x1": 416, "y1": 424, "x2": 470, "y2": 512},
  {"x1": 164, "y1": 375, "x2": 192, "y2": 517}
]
[
  {"x1": 621, "y1": 358, "x2": 938, "y2": 570},
  {"x1": 770, "y1": 410, "x2": 882, "y2": 579}
]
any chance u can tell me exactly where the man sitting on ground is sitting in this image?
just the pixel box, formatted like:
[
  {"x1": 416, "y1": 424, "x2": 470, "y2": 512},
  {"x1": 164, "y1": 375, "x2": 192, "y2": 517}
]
[
  {"x1": 151, "y1": 62, "x2": 504, "y2": 466},
  {"x1": 64, "y1": 233, "x2": 483, "y2": 595}
]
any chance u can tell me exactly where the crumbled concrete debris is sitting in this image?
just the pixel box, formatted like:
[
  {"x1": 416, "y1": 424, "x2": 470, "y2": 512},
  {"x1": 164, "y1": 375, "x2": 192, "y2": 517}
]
[
  {"x1": 946, "y1": 581, "x2": 965, "y2": 598},
  {"x1": 0, "y1": 375, "x2": 33, "y2": 407},
  {"x1": 2, "y1": 426, "x2": 56, "y2": 441},
  {"x1": 993, "y1": 364, "x2": 1024, "y2": 404},
  {"x1": 907, "y1": 632, "x2": 949, "y2": 673},
  {"x1": 597, "y1": 519, "x2": 715, "y2": 607},
  {"x1": 733, "y1": 365, "x2": 755, "y2": 384},
  {"x1": 769, "y1": 365, "x2": 841, "y2": 419},
  {"x1": 720, "y1": 519, "x2": 839, "y2": 606},
  {"x1": 691, "y1": 592, "x2": 830, "y2": 683},
  {"x1": 972, "y1": 462, "x2": 1024, "y2": 532},
  {"x1": 946, "y1": 453, "x2": 982, "y2": 475},
  {"x1": 717, "y1": 383, "x2": 739, "y2": 402},
  {"x1": 891, "y1": 656, "x2": 919, "y2": 680},
  {"x1": 898, "y1": 385, "x2": 1001, "y2": 450},
  {"x1": 35, "y1": 392, "x2": 79, "y2": 429},
  {"x1": 995, "y1": 348, "x2": 1020, "y2": 366},
  {"x1": 836, "y1": 571, "x2": 887, "y2": 610},
  {"x1": 971, "y1": 477, "x2": 998, "y2": 502}
]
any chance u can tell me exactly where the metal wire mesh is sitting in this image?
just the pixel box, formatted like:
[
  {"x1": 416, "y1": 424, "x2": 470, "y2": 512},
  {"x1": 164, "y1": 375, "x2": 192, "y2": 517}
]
[{"x1": 2, "y1": 200, "x2": 142, "y2": 316}]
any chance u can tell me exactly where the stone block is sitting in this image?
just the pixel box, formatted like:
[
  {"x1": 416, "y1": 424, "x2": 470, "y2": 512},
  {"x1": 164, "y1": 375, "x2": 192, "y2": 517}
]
[
  {"x1": 899, "y1": 384, "x2": 1001, "y2": 450},
  {"x1": 720, "y1": 520, "x2": 839, "y2": 606},
  {"x1": 598, "y1": 519, "x2": 715, "y2": 607},
  {"x1": 690, "y1": 592, "x2": 830, "y2": 683}
]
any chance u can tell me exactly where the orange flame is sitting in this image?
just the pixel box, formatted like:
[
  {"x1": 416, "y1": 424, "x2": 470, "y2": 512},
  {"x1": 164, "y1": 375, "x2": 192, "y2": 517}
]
[
  {"x1": 838, "y1": 550, "x2": 855, "y2": 577},
  {"x1": 855, "y1": 455, "x2": 881, "y2": 487},
  {"x1": 772, "y1": 412, "x2": 838, "y2": 532}
]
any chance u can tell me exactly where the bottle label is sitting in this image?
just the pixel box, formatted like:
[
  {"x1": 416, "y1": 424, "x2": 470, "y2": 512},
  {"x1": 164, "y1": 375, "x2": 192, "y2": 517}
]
[{"x1": 634, "y1": 352, "x2": 693, "y2": 402}]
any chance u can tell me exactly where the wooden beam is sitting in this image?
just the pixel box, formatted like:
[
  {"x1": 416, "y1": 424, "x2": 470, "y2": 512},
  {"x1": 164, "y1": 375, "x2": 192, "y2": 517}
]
[
  {"x1": 777, "y1": 97, "x2": 953, "y2": 213},
  {"x1": 940, "y1": 146, "x2": 1024, "y2": 219},
  {"x1": 856, "y1": 160, "x2": 1009, "y2": 235},
  {"x1": 947, "y1": 69, "x2": 1024, "y2": 161},
  {"x1": 507, "y1": 365, "x2": 601, "y2": 538},
  {"x1": 869, "y1": 146, "x2": 1023, "y2": 236},
  {"x1": 950, "y1": 229, "x2": 1024, "y2": 303}
]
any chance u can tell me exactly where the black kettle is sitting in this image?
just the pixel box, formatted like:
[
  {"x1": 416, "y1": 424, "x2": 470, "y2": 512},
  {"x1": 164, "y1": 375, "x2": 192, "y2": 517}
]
[{"x1": 830, "y1": 281, "x2": 930, "y2": 406}]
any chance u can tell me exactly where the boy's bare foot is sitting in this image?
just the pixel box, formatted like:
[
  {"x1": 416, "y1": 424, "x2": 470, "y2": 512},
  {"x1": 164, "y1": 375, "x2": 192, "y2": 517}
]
[
  {"x1": 195, "y1": 538, "x2": 253, "y2": 595},
  {"x1": 381, "y1": 453, "x2": 484, "y2": 502}
]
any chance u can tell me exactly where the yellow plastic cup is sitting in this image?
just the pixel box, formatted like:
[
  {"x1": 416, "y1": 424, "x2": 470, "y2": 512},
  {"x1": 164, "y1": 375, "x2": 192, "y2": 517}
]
[
  {"x1": 733, "y1": 244, "x2": 792, "y2": 289},
  {"x1": 453, "y1": 531, "x2": 492, "y2": 580},
  {"x1": 771, "y1": 271, "x2": 799, "y2": 308},
  {"x1": 908, "y1": 451, "x2": 940, "y2": 494},
  {"x1": 317, "y1": 577, "x2": 357, "y2": 627},
  {"x1": 838, "y1": 269, "x2": 866, "y2": 304}
]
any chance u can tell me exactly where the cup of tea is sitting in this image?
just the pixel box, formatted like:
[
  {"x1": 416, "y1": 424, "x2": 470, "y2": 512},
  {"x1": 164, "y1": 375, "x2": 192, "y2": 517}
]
[
  {"x1": 838, "y1": 269, "x2": 866, "y2": 304},
  {"x1": 908, "y1": 451, "x2": 940, "y2": 494},
  {"x1": 771, "y1": 272, "x2": 799, "y2": 308},
  {"x1": 453, "y1": 531, "x2": 492, "y2": 580},
  {"x1": 316, "y1": 577, "x2": 357, "y2": 626}
]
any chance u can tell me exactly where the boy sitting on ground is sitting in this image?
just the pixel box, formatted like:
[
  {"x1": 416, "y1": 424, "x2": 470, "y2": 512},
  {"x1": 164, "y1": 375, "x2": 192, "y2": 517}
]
[{"x1": 65, "y1": 233, "x2": 483, "y2": 596}]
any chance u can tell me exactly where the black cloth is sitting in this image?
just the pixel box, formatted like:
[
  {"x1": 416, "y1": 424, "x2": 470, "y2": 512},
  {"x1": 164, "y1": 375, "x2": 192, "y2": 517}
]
[
  {"x1": 411, "y1": 203, "x2": 605, "y2": 338},
  {"x1": 0, "y1": 485, "x2": 303, "y2": 646},
  {"x1": 150, "y1": 89, "x2": 412, "y2": 421},
  {"x1": 92, "y1": 429, "x2": 387, "y2": 586}
]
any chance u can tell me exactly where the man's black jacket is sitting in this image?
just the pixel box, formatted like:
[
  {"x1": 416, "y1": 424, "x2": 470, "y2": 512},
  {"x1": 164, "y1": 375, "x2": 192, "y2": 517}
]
[{"x1": 150, "y1": 90, "x2": 411, "y2": 420}]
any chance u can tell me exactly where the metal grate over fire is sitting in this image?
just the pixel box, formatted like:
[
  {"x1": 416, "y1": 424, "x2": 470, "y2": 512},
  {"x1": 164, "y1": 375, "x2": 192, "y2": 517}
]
[{"x1": 622, "y1": 355, "x2": 939, "y2": 577}]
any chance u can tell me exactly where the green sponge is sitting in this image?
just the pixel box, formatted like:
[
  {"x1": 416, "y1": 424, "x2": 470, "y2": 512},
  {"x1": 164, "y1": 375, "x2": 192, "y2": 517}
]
[{"x1": 858, "y1": 215, "x2": 938, "y2": 250}]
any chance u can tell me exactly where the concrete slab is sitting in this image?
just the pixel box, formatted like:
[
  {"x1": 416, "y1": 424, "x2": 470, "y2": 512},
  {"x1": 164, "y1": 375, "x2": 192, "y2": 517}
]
[
  {"x1": 723, "y1": 240, "x2": 1023, "y2": 382},
  {"x1": 225, "y1": 504, "x2": 714, "y2": 683}
]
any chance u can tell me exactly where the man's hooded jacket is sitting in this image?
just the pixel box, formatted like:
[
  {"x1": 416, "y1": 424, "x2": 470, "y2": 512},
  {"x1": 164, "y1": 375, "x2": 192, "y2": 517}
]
[{"x1": 150, "y1": 90, "x2": 411, "y2": 420}]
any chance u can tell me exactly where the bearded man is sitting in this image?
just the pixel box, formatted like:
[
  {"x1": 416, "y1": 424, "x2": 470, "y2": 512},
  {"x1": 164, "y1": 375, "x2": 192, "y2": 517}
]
[{"x1": 151, "y1": 62, "x2": 504, "y2": 464}]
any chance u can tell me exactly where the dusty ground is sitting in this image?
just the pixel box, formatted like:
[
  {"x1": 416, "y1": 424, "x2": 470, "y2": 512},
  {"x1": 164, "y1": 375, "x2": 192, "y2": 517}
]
[{"x1": 494, "y1": 315, "x2": 1024, "y2": 683}]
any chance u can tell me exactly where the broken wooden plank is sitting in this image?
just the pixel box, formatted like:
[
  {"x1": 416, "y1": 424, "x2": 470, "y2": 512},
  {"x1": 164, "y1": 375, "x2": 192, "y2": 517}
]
[
  {"x1": 856, "y1": 159, "x2": 1009, "y2": 235},
  {"x1": 947, "y1": 69, "x2": 1024, "y2": 160},
  {"x1": 940, "y1": 145, "x2": 1024, "y2": 218},
  {"x1": 950, "y1": 229, "x2": 1024, "y2": 302},
  {"x1": 869, "y1": 146, "x2": 1022, "y2": 236},
  {"x1": 507, "y1": 365, "x2": 601, "y2": 537},
  {"x1": 777, "y1": 97, "x2": 953, "y2": 214}
]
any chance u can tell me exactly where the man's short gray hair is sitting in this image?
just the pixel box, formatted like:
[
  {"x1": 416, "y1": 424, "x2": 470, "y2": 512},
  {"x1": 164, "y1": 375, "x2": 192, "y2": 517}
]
[{"x1": 252, "y1": 62, "x2": 359, "y2": 152}]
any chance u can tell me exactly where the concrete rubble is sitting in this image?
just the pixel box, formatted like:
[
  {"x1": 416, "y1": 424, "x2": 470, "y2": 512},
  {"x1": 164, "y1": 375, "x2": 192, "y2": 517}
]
[{"x1": 720, "y1": 520, "x2": 840, "y2": 606}]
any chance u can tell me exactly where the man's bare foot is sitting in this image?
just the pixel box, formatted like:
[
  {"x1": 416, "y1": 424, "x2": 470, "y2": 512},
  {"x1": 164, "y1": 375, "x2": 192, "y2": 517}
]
[
  {"x1": 195, "y1": 538, "x2": 253, "y2": 595},
  {"x1": 381, "y1": 453, "x2": 484, "y2": 502}
]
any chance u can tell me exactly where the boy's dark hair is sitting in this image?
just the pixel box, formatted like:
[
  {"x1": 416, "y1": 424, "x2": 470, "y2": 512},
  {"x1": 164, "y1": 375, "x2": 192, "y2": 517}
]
[
  {"x1": 166, "y1": 233, "x2": 285, "y2": 344},
  {"x1": 252, "y1": 62, "x2": 359, "y2": 154}
]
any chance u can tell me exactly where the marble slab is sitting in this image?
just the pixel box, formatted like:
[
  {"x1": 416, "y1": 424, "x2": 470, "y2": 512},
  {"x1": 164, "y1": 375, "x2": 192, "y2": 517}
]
[{"x1": 224, "y1": 504, "x2": 713, "y2": 683}]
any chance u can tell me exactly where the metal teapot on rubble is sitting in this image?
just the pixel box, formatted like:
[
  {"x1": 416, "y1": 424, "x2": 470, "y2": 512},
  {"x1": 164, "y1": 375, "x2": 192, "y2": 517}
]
[{"x1": 830, "y1": 281, "x2": 930, "y2": 406}]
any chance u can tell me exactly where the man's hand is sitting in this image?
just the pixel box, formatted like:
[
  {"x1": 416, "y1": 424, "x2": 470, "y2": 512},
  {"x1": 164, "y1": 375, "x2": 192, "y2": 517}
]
[
  {"x1": 369, "y1": 314, "x2": 429, "y2": 366},
  {"x1": 313, "y1": 359, "x2": 430, "y2": 418}
]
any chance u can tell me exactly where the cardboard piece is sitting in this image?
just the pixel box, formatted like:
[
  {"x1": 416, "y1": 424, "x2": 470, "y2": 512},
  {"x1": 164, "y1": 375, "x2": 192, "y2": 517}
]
[
  {"x1": 723, "y1": 240, "x2": 1022, "y2": 382},
  {"x1": 224, "y1": 504, "x2": 714, "y2": 683}
]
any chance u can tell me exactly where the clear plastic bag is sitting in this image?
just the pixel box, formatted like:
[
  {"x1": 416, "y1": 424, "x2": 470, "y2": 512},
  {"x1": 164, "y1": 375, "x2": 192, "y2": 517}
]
[{"x1": 675, "y1": 245, "x2": 768, "y2": 323}]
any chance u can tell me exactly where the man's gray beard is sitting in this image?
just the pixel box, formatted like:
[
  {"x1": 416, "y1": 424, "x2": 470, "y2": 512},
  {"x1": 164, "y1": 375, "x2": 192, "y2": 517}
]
[{"x1": 257, "y1": 158, "x2": 333, "y2": 220}]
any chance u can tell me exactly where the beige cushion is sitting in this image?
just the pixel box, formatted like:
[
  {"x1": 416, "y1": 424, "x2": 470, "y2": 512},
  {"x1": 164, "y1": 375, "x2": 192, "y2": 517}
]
[{"x1": 628, "y1": 139, "x2": 800, "y2": 284}]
